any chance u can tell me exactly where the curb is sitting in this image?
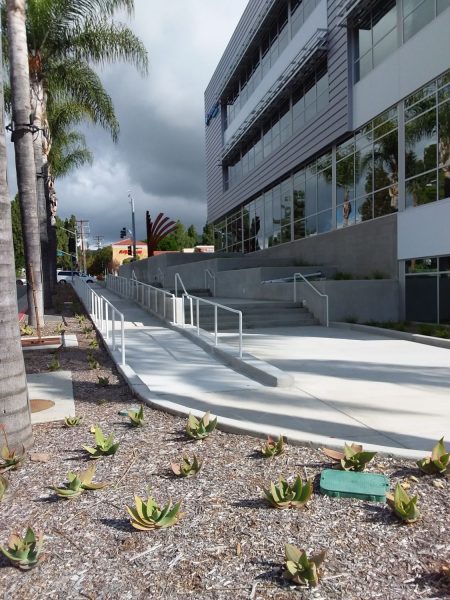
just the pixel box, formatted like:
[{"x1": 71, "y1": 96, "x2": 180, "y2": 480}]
[{"x1": 333, "y1": 321, "x2": 450, "y2": 350}]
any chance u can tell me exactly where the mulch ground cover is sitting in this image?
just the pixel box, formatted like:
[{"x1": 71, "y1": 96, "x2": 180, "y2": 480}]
[{"x1": 1, "y1": 286, "x2": 449, "y2": 599}]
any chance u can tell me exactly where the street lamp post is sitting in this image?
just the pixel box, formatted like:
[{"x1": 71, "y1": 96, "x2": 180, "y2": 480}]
[{"x1": 128, "y1": 191, "x2": 137, "y2": 260}]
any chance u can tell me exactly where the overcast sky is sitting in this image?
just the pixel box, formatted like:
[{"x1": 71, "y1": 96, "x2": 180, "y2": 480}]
[{"x1": 8, "y1": 0, "x2": 248, "y2": 247}]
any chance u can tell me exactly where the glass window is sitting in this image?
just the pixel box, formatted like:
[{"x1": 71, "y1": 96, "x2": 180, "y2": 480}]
[
  {"x1": 403, "y1": 0, "x2": 435, "y2": 42},
  {"x1": 317, "y1": 167, "x2": 332, "y2": 212},
  {"x1": 405, "y1": 275, "x2": 438, "y2": 322},
  {"x1": 337, "y1": 199, "x2": 356, "y2": 228},
  {"x1": 405, "y1": 109, "x2": 437, "y2": 178},
  {"x1": 317, "y1": 210, "x2": 332, "y2": 233},
  {"x1": 406, "y1": 257, "x2": 437, "y2": 273},
  {"x1": 336, "y1": 155, "x2": 355, "y2": 205},
  {"x1": 438, "y1": 100, "x2": 450, "y2": 199},
  {"x1": 357, "y1": 194, "x2": 373, "y2": 222},
  {"x1": 293, "y1": 171, "x2": 305, "y2": 220},
  {"x1": 406, "y1": 171, "x2": 438, "y2": 207}
]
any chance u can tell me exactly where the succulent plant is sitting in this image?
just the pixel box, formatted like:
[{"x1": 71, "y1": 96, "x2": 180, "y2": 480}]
[
  {"x1": 75, "y1": 314, "x2": 86, "y2": 324},
  {"x1": 128, "y1": 405, "x2": 145, "y2": 427},
  {"x1": 185, "y1": 412, "x2": 217, "y2": 440},
  {"x1": 83, "y1": 425, "x2": 119, "y2": 458},
  {"x1": 0, "y1": 475, "x2": 8, "y2": 501},
  {"x1": 97, "y1": 375, "x2": 110, "y2": 387},
  {"x1": 64, "y1": 415, "x2": 83, "y2": 427},
  {"x1": 283, "y1": 544, "x2": 326, "y2": 587},
  {"x1": 322, "y1": 443, "x2": 377, "y2": 471},
  {"x1": 82, "y1": 325, "x2": 93, "y2": 335},
  {"x1": 417, "y1": 437, "x2": 450, "y2": 476},
  {"x1": 88, "y1": 356, "x2": 100, "y2": 370},
  {"x1": 263, "y1": 475, "x2": 313, "y2": 509},
  {"x1": 48, "y1": 355, "x2": 61, "y2": 371},
  {"x1": 20, "y1": 324, "x2": 34, "y2": 336},
  {"x1": 171, "y1": 454, "x2": 202, "y2": 477},
  {"x1": 261, "y1": 435, "x2": 285, "y2": 458},
  {"x1": 52, "y1": 464, "x2": 108, "y2": 499},
  {"x1": 386, "y1": 483, "x2": 420, "y2": 524},
  {"x1": 54, "y1": 322, "x2": 66, "y2": 334},
  {"x1": 126, "y1": 494, "x2": 182, "y2": 530},
  {"x1": 0, "y1": 528, "x2": 44, "y2": 570},
  {"x1": 0, "y1": 446, "x2": 25, "y2": 473},
  {"x1": 89, "y1": 339, "x2": 99, "y2": 349}
]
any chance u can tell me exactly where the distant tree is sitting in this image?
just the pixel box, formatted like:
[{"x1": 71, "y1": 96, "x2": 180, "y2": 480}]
[
  {"x1": 87, "y1": 246, "x2": 112, "y2": 275},
  {"x1": 11, "y1": 196, "x2": 24, "y2": 274},
  {"x1": 157, "y1": 221, "x2": 190, "y2": 251},
  {"x1": 186, "y1": 224, "x2": 198, "y2": 247},
  {"x1": 201, "y1": 223, "x2": 215, "y2": 246}
]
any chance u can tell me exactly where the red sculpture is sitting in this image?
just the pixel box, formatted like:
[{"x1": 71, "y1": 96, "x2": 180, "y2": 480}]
[{"x1": 146, "y1": 211, "x2": 177, "y2": 257}]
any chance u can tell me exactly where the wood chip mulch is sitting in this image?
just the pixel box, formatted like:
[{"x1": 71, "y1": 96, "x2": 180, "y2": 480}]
[{"x1": 1, "y1": 287, "x2": 449, "y2": 600}]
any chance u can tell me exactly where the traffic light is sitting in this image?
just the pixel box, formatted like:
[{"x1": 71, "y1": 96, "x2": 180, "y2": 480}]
[
  {"x1": 127, "y1": 245, "x2": 132, "y2": 256},
  {"x1": 120, "y1": 227, "x2": 126, "y2": 239}
]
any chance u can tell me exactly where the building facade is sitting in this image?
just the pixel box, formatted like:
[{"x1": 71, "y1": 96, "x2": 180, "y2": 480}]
[
  {"x1": 205, "y1": 0, "x2": 450, "y2": 323},
  {"x1": 111, "y1": 238, "x2": 148, "y2": 267}
]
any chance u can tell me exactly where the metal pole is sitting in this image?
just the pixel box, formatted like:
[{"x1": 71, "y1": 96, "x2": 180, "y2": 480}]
[
  {"x1": 120, "y1": 314, "x2": 125, "y2": 366},
  {"x1": 128, "y1": 191, "x2": 137, "y2": 261}
]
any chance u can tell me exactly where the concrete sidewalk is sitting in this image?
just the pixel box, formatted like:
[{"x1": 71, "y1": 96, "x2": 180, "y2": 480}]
[{"x1": 87, "y1": 284, "x2": 450, "y2": 458}]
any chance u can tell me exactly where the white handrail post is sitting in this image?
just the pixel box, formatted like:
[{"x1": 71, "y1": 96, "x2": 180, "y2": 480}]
[
  {"x1": 214, "y1": 305, "x2": 218, "y2": 346},
  {"x1": 239, "y1": 312, "x2": 243, "y2": 358},
  {"x1": 120, "y1": 314, "x2": 125, "y2": 366},
  {"x1": 112, "y1": 310, "x2": 116, "y2": 350},
  {"x1": 155, "y1": 288, "x2": 158, "y2": 314},
  {"x1": 196, "y1": 298, "x2": 200, "y2": 336},
  {"x1": 105, "y1": 303, "x2": 109, "y2": 341}
]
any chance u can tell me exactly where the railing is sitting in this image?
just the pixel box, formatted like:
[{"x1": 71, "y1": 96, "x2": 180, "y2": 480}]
[
  {"x1": 73, "y1": 276, "x2": 126, "y2": 365},
  {"x1": 188, "y1": 294, "x2": 243, "y2": 358},
  {"x1": 204, "y1": 269, "x2": 216, "y2": 296},
  {"x1": 107, "y1": 274, "x2": 176, "y2": 322},
  {"x1": 293, "y1": 272, "x2": 329, "y2": 327}
]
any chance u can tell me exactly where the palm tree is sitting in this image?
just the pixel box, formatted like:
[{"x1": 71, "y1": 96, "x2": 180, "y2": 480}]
[
  {"x1": 2, "y1": 0, "x2": 148, "y2": 303},
  {"x1": 7, "y1": 0, "x2": 44, "y2": 328},
  {"x1": 0, "y1": 9, "x2": 33, "y2": 450}
]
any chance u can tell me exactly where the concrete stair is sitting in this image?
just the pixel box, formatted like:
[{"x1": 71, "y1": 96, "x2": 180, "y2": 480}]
[{"x1": 183, "y1": 300, "x2": 317, "y2": 330}]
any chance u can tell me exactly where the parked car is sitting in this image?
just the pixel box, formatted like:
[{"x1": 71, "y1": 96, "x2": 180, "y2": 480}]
[{"x1": 57, "y1": 270, "x2": 96, "y2": 284}]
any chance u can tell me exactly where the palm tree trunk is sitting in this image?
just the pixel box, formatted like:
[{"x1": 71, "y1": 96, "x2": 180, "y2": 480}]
[
  {"x1": 7, "y1": 0, "x2": 44, "y2": 328},
  {"x1": 30, "y1": 78, "x2": 53, "y2": 308},
  {"x1": 0, "y1": 15, "x2": 33, "y2": 451}
]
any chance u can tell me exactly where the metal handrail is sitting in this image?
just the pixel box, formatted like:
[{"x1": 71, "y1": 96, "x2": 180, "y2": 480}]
[
  {"x1": 73, "y1": 276, "x2": 126, "y2": 365},
  {"x1": 183, "y1": 293, "x2": 243, "y2": 358},
  {"x1": 293, "y1": 272, "x2": 329, "y2": 327},
  {"x1": 106, "y1": 274, "x2": 176, "y2": 323},
  {"x1": 204, "y1": 269, "x2": 216, "y2": 296}
]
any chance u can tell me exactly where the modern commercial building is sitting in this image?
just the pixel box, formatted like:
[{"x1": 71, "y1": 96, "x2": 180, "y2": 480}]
[{"x1": 205, "y1": 0, "x2": 450, "y2": 323}]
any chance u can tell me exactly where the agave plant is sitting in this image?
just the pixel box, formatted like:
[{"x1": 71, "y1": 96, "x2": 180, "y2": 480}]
[
  {"x1": 83, "y1": 426, "x2": 119, "y2": 459},
  {"x1": 417, "y1": 437, "x2": 450, "y2": 476},
  {"x1": 89, "y1": 339, "x2": 99, "y2": 349},
  {"x1": 88, "y1": 355, "x2": 100, "y2": 370},
  {"x1": 128, "y1": 405, "x2": 145, "y2": 427},
  {"x1": 0, "y1": 528, "x2": 44, "y2": 570},
  {"x1": 386, "y1": 483, "x2": 420, "y2": 524},
  {"x1": 261, "y1": 435, "x2": 285, "y2": 458},
  {"x1": 52, "y1": 464, "x2": 108, "y2": 499},
  {"x1": 48, "y1": 355, "x2": 61, "y2": 371},
  {"x1": 97, "y1": 376, "x2": 110, "y2": 387},
  {"x1": 20, "y1": 324, "x2": 34, "y2": 336},
  {"x1": 171, "y1": 454, "x2": 202, "y2": 478},
  {"x1": 126, "y1": 494, "x2": 182, "y2": 531},
  {"x1": 75, "y1": 314, "x2": 86, "y2": 324},
  {"x1": 283, "y1": 544, "x2": 326, "y2": 587},
  {"x1": 263, "y1": 475, "x2": 313, "y2": 509},
  {"x1": 322, "y1": 443, "x2": 377, "y2": 471},
  {"x1": 0, "y1": 475, "x2": 8, "y2": 501},
  {"x1": 185, "y1": 412, "x2": 217, "y2": 440},
  {"x1": 0, "y1": 446, "x2": 25, "y2": 473},
  {"x1": 54, "y1": 322, "x2": 66, "y2": 334},
  {"x1": 82, "y1": 326, "x2": 93, "y2": 335},
  {"x1": 64, "y1": 415, "x2": 83, "y2": 427}
]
